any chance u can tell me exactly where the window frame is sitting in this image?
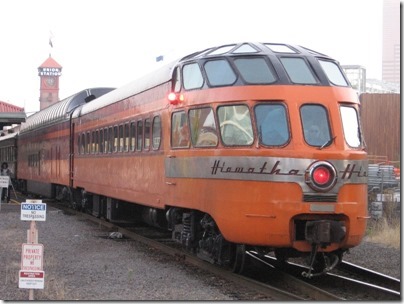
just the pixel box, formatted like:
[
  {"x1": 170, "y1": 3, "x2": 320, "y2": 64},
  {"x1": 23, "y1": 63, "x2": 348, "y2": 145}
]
[{"x1": 254, "y1": 102, "x2": 291, "y2": 147}]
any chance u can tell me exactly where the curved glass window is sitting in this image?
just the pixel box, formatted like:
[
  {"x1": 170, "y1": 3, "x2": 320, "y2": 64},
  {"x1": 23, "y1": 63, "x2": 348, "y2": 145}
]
[
  {"x1": 152, "y1": 116, "x2": 162, "y2": 150},
  {"x1": 189, "y1": 107, "x2": 218, "y2": 147},
  {"x1": 255, "y1": 104, "x2": 289, "y2": 146},
  {"x1": 234, "y1": 58, "x2": 277, "y2": 84},
  {"x1": 173, "y1": 67, "x2": 182, "y2": 92},
  {"x1": 218, "y1": 105, "x2": 253, "y2": 146},
  {"x1": 265, "y1": 43, "x2": 297, "y2": 53},
  {"x1": 136, "y1": 121, "x2": 143, "y2": 151},
  {"x1": 280, "y1": 57, "x2": 317, "y2": 84},
  {"x1": 183, "y1": 63, "x2": 204, "y2": 90},
  {"x1": 318, "y1": 60, "x2": 349, "y2": 86},
  {"x1": 232, "y1": 43, "x2": 258, "y2": 54},
  {"x1": 171, "y1": 111, "x2": 190, "y2": 148},
  {"x1": 204, "y1": 60, "x2": 237, "y2": 86},
  {"x1": 208, "y1": 45, "x2": 235, "y2": 55},
  {"x1": 144, "y1": 118, "x2": 151, "y2": 150},
  {"x1": 301, "y1": 104, "x2": 332, "y2": 147},
  {"x1": 340, "y1": 106, "x2": 361, "y2": 147}
]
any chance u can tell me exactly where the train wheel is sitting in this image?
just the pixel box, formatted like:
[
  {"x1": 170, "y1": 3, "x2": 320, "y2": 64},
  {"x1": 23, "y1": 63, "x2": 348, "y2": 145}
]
[
  {"x1": 274, "y1": 249, "x2": 288, "y2": 267},
  {"x1": 231, "y1": 244, "x2": 246, "y2": 274}
]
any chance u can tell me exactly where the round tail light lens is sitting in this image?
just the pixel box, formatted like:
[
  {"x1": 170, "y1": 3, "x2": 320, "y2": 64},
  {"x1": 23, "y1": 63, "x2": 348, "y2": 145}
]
[
  {"x1": 313, "y1": 166, "x2": 331, "y2": 185},
  {"x1": 306, "y1": 161, "x2": 337, "y2": 192}
]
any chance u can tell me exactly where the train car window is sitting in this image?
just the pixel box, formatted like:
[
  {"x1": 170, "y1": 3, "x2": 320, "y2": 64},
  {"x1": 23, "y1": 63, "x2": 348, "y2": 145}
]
[
  {"x1": 173, "y1": 67, "x2": 182, "y2": 92},
  {"x1": 108, "y1": 127, "x2": 113, "y2": 153},
  {"x1": 340, "y1": 105, "x2": 361, "y2": 147},
  {"x1": 171, "y1": 111, "x2": 190, "y2": 148},
  {"x1": 86, "y1": 132, "x2": 90, "y2": 154},
  {"x1": 113, "y1": 126, "x2": 118, "y2": 152},
  {"x1": 232, "y1": 43, "x2": 259, "y2": 54},
  {"x1": 318, "y1": 59, "x2": 349, "y2": 86},
  {"x1": 204, "y1": 59, "x2": 237, "y2": 86},
  {"x1": 119, "y1": 124, "x2": 124, "y2": 152},
  {"x1": 78, "y1": 135, "x2": 81, "y2": 155},
  {"x1": 136, "y1": 121, "x2": 143, "y2": 151},
  {"x1": 280, "y1": 57, "x2": 318, "y2": 84},
  {"x1": 80, "y1": 133, "x2": 85, "y2": 154},
  {"x1": 255, "y1": 104, "x2": 289, "y2": 146},
  {"x1": 183, "y1": 63, "x2": 204, "y2": 90},
  {"x1": 124, "y1": 123, "x2": 129, "y2": 152},
  {"x1": 264, "y1": 43, "x2": 298, "y2": 54},
  {"x1": 207, "y1": 45, "x2": 235, "y2": 55},
  {"x1": 152, "y1": 116, "x2": 161, "y2": 150},
  {"x1": 144, "y1": 119, "x2": 151, "y2": 150},
  {"x1": 218, "y1": 105, "x2": 253, "y2": 146},
  {"x1": 104, "y1": 128, "x2": 109, "y2": 153},
  {"x1": 130, "y1": 122, "x2": 136, "y2": 151},
  {"x1": 94, "y1": 131, "x2": 99, "y2": 153},
  {"x1": 96, "y1": 130, "x2": 100, "y2": 153},
  {"x1": 234, "y1": 58, "x2": 277, "y2": 84},
  {"x1": 301, "y1": 104, "x2": 332, "y2": 147},
  {"x1": 189, "y1": 107, "x2": 218, "y2": 147},
  {"x1": 91, "y1": 131, "x2": 95, "y2": 154},
  {"x1": 99, "y1": 129, "x2": 104, "y2": 154}
]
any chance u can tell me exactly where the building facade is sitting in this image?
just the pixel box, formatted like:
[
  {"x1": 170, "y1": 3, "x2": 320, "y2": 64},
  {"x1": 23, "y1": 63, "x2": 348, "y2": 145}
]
[
  {"x1": 382, "y1": 0, "x2": 400, "y2": 85},
  {"x1": 38, "y1": 56, "x2": 62, "y2": 110}
]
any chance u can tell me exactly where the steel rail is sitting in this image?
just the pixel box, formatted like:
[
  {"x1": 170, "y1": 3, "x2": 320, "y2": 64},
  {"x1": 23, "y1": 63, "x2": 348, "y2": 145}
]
[
  {"x1": 247, "y1": 251, "x2": 344, "y2": 300},
  {"x1": 55, "y1": 204, "x2": 303, "y2": 300}
]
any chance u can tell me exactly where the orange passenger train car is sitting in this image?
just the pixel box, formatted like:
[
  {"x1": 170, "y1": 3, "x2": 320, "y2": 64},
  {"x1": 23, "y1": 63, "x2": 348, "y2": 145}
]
[{"x1": 19, "y1": 42, "x2": 369, "y2": 276}]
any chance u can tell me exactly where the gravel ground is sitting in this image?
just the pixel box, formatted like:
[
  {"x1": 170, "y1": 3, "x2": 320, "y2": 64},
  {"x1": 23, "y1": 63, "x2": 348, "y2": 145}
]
[{"x1": 0, "y1": 202, "x2": 400, "y2": 301}]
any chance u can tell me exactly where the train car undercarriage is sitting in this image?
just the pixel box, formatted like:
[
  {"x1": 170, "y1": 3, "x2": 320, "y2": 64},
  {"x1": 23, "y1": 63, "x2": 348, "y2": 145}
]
[{"x1": 24, "y1": 184, "x2": 346, "y2": 277}]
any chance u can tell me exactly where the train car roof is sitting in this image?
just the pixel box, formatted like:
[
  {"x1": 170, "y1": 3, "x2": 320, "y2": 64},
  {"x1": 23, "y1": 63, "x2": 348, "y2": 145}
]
[
  {"x1": 179, "y1": 42, "x2": 331, "y2": 61},
  {"x1": 20, "y1": 87, "x2": 115, "y2": 133},
  {"x1": 73, "y1": 60, "x2": 178, "y2": 117},
  {"x1": 73, "y1": 42, "x2": 338, "y2": 118},
  {"x1": 0, "y1": 132, "x2": 18, "y2": 141}
]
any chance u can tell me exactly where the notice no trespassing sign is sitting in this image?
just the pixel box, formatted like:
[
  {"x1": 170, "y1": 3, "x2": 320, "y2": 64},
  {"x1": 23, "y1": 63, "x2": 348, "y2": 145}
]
[{"x1": 20, "y1": 202, "x2": 47, "y2": 221}]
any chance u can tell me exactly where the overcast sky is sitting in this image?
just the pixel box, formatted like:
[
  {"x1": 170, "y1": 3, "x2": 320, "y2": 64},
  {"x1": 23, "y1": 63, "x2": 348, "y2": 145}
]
[{"x1": 0, "y1": 0, "x2": 387, "y2": 114}]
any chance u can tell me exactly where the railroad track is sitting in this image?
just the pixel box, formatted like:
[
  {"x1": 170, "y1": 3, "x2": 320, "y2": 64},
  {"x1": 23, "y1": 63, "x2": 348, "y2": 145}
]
[
  {"x1": 44, "y1": 199, "x2": 400, "y2": 300},
  {"x1": 248, "y1": 252, "x2": 400, "y2": 300},
  {"x1": 47, "y1": 201, "x2": 300, "y2": 300}
]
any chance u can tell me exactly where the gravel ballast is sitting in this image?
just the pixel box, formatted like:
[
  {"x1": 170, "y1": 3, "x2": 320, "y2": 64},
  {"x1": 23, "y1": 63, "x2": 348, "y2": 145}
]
[{"x1": 0, "y1": 203, "x2": 400, "y2": 301}]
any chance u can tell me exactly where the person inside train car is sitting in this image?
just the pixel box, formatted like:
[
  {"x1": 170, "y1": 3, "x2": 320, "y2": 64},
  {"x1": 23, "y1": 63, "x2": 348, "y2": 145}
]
[
  {"x1": 306, "y1": 124, "x2": 324, "y2": 146},
  {"x1": 257, "y1": 105, "x2": 288, "y2": 146},
  {"x1": 1, "y1": 162, "x2": 12, "y2": 203}
]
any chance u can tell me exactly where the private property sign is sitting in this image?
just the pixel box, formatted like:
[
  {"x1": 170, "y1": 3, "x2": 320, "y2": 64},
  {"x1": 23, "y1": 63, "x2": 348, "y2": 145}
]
[
  {"x1": 21, "y1": 244, "x2": 44, "y2": 271},
  {"x1": 20, "y1": 200, "x2": 46, "y2": 221}
]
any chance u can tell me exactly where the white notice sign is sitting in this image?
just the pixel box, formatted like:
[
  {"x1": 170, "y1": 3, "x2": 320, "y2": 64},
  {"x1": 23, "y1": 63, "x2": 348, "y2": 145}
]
[
  {"x1": 21, "y1": 201, "x2": 47, "y2": 221},
  {"x1": 0, "y1": 176, "x2": 9, "y2": 188},
  {"x1": 18, "y1": 271, "x2": 45, "y2": 289}
]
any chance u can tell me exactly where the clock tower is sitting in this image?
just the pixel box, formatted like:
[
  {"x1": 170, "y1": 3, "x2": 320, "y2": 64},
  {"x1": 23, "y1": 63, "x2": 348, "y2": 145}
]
[{"x1": 38, "y1": 55, "x2": 62, "y2": 110}]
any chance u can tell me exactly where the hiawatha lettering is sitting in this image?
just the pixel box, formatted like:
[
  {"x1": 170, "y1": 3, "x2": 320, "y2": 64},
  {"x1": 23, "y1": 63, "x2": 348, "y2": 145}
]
[
  {"x1": 211, "y1": 160, "x2": 303, "y2": 176},
  {"x1": 211, "y1": 159, "x2": 367, "y2": 180}
]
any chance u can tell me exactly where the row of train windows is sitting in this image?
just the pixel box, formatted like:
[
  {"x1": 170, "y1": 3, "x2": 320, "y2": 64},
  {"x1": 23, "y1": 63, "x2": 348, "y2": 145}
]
[
  {"x1": 77, "y1": 102, "x2": 361, "y2": 154},
  {"x1": 0, "y1": 146, "x2": 16, "y2": 163},
  {"x1": 172, "y1": 103, "x2": 361, "y2": 148},
  {"x1": 28, "y1": 153, "x2": 40, "y2": 167},
  {"x1": 173, "y1": 56, "x2": 348, "y2": 91},
  {"x1": 78, "y1": 116, "x2": 161, "y2": 155}
]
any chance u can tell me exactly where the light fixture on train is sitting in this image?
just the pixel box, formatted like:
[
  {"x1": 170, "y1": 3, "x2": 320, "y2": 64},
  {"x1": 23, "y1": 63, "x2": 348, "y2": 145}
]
[
  {"x1": 305, "y1": 161, "x2": 337, "y2": 192},
  {"x1": 167, "y1": 92, "x2": 184, "y2": 105}
]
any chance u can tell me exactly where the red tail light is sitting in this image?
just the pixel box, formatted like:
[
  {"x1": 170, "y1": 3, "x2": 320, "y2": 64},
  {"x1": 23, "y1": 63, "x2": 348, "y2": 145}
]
[
  {"x1": 167, "y1": 92, "x2": 184, "y2": 105},
  {"x1": 313, "y1": 166, "x2": 331, "y2": 185},
  {"x1": 306, "y1": 161, "x2": 337, "y2": 192}
]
